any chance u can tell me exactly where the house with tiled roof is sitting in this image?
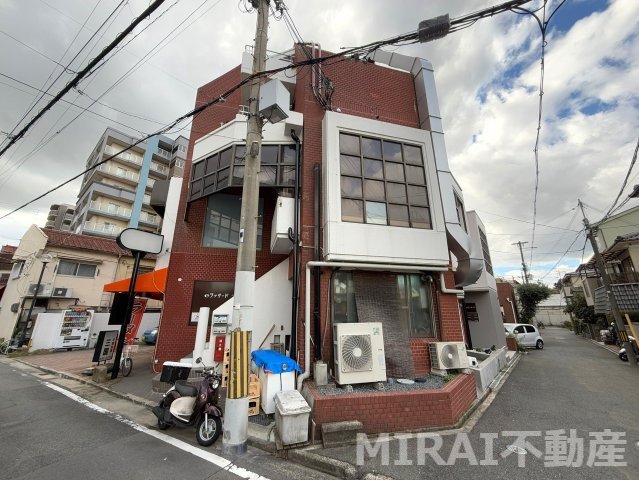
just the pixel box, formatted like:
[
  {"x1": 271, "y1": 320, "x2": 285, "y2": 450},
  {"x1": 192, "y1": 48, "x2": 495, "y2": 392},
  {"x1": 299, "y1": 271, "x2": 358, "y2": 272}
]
[{"x1": 0, "y1": 225, "x2": 156, "y2": 343}]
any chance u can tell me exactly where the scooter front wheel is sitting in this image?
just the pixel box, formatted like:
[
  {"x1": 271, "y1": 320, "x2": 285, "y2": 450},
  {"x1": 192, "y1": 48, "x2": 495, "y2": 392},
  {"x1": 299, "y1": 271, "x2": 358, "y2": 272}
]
[
  {"x1": 196, "y1": 415, "x2": 222, "y2": 446},
  {"x1": 619, "y1": 351, "x2": 628, "y2": 362}
]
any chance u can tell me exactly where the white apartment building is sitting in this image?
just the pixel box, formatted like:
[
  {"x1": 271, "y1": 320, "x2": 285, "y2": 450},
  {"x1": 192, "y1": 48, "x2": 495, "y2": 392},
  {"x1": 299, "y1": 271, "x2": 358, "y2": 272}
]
[{"x1": 70, "y1": 128, "x2": 188, "y2": 238}]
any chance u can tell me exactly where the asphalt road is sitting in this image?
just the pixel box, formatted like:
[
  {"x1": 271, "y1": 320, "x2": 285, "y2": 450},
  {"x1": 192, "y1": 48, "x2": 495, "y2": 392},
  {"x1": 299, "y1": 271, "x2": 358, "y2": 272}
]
[
  {"x1": 322, "y1": 327, "x2": 639, "y2": 479},
  {"x1": 0, "y1": 360, "x2": 335, "y2": 480}
]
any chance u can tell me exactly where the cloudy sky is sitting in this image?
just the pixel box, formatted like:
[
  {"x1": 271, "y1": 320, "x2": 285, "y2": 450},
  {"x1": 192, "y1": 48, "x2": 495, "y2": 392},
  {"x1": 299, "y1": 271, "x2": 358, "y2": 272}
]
[{"x1": 0, "y1": 0, "x2": 637, "y2": 284}]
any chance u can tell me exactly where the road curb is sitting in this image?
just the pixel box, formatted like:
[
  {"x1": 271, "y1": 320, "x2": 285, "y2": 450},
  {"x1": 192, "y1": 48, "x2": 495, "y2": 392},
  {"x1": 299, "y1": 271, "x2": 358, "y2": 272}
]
[
  {"x1": 588, "y1": 339, "x2": 620, "y2": 356},
  {"x1": 10, "y1": 357, "x2": 157, "y2": 409},
  {"x1": 288, "y1": 449, "x2": 359, "y2": 480}
]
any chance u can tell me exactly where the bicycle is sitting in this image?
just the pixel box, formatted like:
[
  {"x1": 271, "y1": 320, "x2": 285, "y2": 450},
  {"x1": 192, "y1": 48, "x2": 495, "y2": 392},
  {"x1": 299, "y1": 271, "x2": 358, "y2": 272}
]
[{"x1": 120, "y1": 344, "x2": 138, "y2": 377}]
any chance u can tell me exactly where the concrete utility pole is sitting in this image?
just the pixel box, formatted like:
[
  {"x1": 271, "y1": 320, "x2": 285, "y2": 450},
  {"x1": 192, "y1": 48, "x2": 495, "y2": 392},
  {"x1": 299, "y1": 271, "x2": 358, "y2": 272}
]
[
  {"x1": 223, "y1": 0, "x2": 269, "y2": 456},
  {"x1": 512, "y1": 241, "x2": 530, "y2": 284},
  {"x1": 577, "y1": 199, "x2": 635, "y2": 361}
]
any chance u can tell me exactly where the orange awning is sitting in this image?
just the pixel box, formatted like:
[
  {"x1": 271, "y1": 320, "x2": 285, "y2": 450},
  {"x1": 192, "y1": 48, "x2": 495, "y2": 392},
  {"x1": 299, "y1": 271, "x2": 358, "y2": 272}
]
[{"x1": 103, "y1": 268, "x2": 167, "y2": 300}]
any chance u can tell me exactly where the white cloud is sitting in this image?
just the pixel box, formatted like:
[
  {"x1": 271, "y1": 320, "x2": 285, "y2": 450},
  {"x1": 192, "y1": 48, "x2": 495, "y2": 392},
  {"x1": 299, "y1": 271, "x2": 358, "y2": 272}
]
[{"x1": 0, "y1": 0, "x2": 637, "y2": 288}]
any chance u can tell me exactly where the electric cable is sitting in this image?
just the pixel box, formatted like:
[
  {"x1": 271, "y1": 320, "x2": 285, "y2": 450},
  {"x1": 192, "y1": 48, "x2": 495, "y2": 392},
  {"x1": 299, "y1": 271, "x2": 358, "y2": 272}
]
[
  {"x1": 600, "y1": 136, "x2": 639, "y2": 220},
  {"x1": 539, "y1": 229, "x2": 584, "y2": 280}
]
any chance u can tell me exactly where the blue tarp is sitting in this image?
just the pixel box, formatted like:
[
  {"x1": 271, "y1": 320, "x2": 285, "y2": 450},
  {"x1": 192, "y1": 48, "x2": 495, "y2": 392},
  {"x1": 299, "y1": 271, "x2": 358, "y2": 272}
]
[{"x1": 251, "y1": 350, "x2": 303, "y2": 374}]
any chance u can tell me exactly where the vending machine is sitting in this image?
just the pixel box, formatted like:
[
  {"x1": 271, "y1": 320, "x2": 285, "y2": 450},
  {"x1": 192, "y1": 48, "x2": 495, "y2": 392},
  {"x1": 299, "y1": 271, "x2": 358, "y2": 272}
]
[{"x1": 55, "y1": 308, "x2": 94, "y2": 349}]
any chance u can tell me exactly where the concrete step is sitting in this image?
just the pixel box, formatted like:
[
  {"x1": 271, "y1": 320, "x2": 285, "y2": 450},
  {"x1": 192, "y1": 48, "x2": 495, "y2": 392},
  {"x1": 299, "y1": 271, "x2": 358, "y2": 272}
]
[{"x1": 321, "y1": 420, "x2": 363, "y2": 448}]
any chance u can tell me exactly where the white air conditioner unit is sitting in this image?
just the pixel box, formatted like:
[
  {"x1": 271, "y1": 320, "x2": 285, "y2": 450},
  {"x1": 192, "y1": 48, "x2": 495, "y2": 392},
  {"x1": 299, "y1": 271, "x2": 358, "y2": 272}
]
[
  {"x1": 333, "y1": 322, "x2": 386, "y2": 385},
  {"x1": 52, "y1": 287, "x2": 74, "y2": 298},
  {"x1": 28, "y1": 283, "x2": 52, "y2": 297},
  {"x1": 429, "y1": 342, "x2": 470, "y2": 370}
]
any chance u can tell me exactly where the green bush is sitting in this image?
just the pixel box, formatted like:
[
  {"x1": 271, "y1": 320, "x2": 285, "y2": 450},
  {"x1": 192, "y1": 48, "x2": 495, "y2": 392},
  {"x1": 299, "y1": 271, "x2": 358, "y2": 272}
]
[{"x1": 563, "y1": 320, "x2": 573, "y2": 331}]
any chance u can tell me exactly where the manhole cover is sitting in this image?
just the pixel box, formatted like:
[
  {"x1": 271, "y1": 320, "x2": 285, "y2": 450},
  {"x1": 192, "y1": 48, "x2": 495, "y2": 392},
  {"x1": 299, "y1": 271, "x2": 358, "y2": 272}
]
[{"x1": 506, "y1": 445, "x2": 527, "y2": 455}]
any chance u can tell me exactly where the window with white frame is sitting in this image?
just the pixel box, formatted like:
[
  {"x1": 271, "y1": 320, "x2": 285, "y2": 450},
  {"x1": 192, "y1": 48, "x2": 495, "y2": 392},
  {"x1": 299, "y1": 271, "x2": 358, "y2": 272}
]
[
  {"x1": 57, "y1": 260, "x2": 97, "y2": 278},
  {"x1": 11, "y1": 261, "x2": 24, "y2": 279},
  {"x1": 339, "y1": 133, "x2": 431, "y2": 228}
]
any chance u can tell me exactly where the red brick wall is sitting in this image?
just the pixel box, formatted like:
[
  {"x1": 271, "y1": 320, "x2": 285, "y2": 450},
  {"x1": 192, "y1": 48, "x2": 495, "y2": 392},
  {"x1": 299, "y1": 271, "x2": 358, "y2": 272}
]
[
  {"x1": 309, "y1": 373, "x2": 477, "y2": 435},
  {"x1": 155, "y1": 46, "x2": 467, "y2": 373},
  {"x1": 496, "y1": 281, "x2": 519, "y2": 323}
]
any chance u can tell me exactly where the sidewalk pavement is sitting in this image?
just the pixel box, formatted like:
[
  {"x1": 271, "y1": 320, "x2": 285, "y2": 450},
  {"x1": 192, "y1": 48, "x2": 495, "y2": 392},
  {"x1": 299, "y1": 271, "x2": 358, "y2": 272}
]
[{"x1": 9, "y1": 346, "x2": 520, "y2": 480}]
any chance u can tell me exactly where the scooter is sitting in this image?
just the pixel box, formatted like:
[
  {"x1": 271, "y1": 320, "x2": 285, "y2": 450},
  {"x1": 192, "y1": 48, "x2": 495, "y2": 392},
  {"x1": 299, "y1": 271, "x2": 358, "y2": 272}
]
[
  {"x1": 618, "y1": 336, "x2": 638, "y2": 363},
  {"x1": 152, "y1": 358, "x2": 223, "y2": 446}
]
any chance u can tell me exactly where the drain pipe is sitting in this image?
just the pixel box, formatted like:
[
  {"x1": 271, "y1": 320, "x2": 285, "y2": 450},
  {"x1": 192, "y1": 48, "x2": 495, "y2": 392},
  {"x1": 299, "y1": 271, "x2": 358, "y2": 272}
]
[
  {"x1": 313, "y1": 164, "x2": 321, "y2": 360},
  {"x1": 288, "y1": 130, "x2": 301, "y2": 361},
  {"x1": 297, "y1": 261, "x2": 449, "y2": 391}
]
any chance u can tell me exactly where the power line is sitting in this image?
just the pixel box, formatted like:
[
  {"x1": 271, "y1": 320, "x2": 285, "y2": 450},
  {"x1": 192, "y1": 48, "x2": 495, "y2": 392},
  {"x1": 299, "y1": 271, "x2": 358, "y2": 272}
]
[
  {"x1": 601, "y1": 136, "x2": 639, "y2": 220},
  {"x1": 539, "y1": 229, "x2": 584, "y2": 280},
  {"x1": 0, "y1": 0, "x2": 537, "y2": 222},
  {"x1": 0, "y1": 0, "x2": 167, "y2": 158},
  {"x1": 477, "y1": 209, "x2": 580, "y2": 231}
]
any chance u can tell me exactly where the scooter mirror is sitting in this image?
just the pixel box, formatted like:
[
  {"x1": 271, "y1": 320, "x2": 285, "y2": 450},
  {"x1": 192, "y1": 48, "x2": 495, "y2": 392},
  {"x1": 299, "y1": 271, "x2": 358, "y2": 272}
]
[{"x1": 196, "y1": 357, "x2": 202, "y2": 364}]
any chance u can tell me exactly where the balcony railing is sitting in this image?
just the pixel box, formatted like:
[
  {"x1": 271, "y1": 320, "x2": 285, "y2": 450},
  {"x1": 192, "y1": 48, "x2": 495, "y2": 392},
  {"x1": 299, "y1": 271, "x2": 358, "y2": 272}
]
[
  {"x1": 97, "y1": 163, "x2": 139, "y2": 183},
  {"x1": 83, "y1": 221, "x2": 123, "y2": 236},
  {"x1": 105, "y1": 145, "x2": 143, "y2": 166},
  {"x1": 139, "y1": 211, "x2": 159, "y2": 225},
  {"x1": 150, "y1": 162, "x2": 169, "y2": 175},
  {"x1": 89, "y1": 201, "x2": 132, "y2": 218}
]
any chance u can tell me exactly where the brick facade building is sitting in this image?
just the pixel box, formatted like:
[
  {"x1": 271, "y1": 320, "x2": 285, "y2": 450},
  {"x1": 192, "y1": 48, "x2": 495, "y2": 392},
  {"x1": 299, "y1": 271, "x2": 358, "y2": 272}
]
[{"x1": 154, "y1": 45, "x2": 481, "y2": 432}]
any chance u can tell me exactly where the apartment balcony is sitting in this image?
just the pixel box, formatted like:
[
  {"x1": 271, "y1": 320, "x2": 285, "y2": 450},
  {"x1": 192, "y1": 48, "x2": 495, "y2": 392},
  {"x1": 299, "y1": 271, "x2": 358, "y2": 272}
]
[
  {"x1": 149, "y1": 162, "x2": 170, "y2": 176},
  {"x1": 608, "y1": 271, "x2": 639, "y2": 284},
  {"x1": 139, "y1": 211, "x2": 160, "y2": 226},
  {"x1": 104, "y1": 144, "x2": 143, "y2": 168},
  {"x1": 95, "y1": 163, "x2": 140, "y2": 186},
  {"x1": 82, "y1": 221, "x2": 124, "y2": 237},
  {"x1": 88, "y1": 201, "x2": 132, "y2": 221}
]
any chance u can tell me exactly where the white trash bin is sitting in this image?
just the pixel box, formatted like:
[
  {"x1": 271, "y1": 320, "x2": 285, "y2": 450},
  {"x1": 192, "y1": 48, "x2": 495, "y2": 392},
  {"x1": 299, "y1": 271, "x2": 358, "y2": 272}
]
[{"x1": 274, "y1": 390, "x2": 311, "y2": 445}]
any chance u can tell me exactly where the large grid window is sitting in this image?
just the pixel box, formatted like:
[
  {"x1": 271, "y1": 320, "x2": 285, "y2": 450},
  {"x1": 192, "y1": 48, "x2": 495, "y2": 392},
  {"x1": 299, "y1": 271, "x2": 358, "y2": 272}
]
[
  {"x1": 331, "y1": 271, "x2": 435, "y2": 338},
  {"x1": 478, "y1": 227, "x2": 494, "y2": 276},
  {"x1": 339, "y1": 133, "x2": 431, "y2": 229},
  {"x1": 203, "y1": 193, "x2": 264, "y2": 249},
  {"x1": 190, "y1": 144, "x2": 296, "y2": 202}
]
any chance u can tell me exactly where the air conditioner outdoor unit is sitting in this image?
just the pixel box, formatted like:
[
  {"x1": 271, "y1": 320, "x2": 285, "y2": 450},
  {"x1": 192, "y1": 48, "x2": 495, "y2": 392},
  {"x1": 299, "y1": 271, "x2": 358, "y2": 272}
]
[
  {"x1": 333, "y1": 322, "x2": 386, "y2": 385},
  {"x1": 429, "y1": 342, "x2": 470, "y2": 370},
  {"x1": 52, "y1": 287, "x2": 74, "y2": 298},
  {"x1": 28, "y1": 283, "x2": 52, "y2": 297}
]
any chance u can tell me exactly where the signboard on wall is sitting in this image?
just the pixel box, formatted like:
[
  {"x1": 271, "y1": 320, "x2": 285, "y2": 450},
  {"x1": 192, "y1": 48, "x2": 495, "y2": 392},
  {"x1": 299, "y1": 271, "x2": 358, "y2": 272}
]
[
  {"x1": 464, "y1": 302, "x2": 479, "y2": 322},
  {"x1": 190, "y1": 281, "x2": 234, "y2": 325},
  {"x1": 92, "y1": 330, "x2": 119, "y2": 363}
]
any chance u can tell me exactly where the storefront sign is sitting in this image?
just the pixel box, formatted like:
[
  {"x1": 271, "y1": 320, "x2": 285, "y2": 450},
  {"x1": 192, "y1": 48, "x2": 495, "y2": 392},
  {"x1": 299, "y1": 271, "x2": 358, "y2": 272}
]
[
  {"x1": 190, "y1": 281, "x2": 234, "y2": 325},
  {"x1": 92, "y1": 330, "x2": 119, "y2": 363},
  {"x1": 125, "y1": 298, "x2": 147, "y2": 345}
]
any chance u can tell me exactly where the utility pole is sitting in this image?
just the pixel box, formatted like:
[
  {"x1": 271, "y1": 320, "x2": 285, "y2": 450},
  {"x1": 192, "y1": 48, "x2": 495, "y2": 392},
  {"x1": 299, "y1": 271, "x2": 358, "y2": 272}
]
[
  {"x1": 223, "y1": 0, "x2": 269, "y2": 456},
  {"x1": 512, "y1": 241, "x2": 530, "y2": 284},
  {"x1": 577, "y1": 199, "x2": 634, "y2": 361}
]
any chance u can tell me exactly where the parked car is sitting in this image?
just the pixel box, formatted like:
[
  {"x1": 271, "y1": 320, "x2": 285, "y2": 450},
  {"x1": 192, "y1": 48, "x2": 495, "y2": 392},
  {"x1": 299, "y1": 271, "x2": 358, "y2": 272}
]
[
  {"x1": 141, "y1": 327, "x2": 158, "y2": 345},
  {"x1": 504, "y1": 323, "x2": 544, "y2": 349}
]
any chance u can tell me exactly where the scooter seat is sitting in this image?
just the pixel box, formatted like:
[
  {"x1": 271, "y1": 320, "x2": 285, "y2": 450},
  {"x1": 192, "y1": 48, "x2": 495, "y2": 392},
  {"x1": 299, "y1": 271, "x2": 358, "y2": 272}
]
[{"x1": 175, "y1": 380, "x2": 198, "y2": 397}]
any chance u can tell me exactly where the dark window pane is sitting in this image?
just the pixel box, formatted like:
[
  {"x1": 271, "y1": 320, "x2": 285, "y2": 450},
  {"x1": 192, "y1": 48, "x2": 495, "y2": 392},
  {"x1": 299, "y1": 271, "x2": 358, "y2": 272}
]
[
  {"x1": 203, "y1": 194, "x2": 263, "y2": 249},
  {"x1": 281, "y1": 144, "x2": 296, "y2": 164},
  {"x1": 259, "y1": 166, "x2": 276, "y2": 185},
  {"x1": 388, "y1": 204, "x2": 409, "y2": 227},
  {"x1": 408, "y1": 274, "x2": 434, "y2": 337},
  {"x1": 58, "y1": 260, "x2": 78, "y2": 276},
  {"x1": 340, "y1": 155, "x2": 361, "y2": 176},
  {"x1": 405, "y1": 165, "x2": 425, "y2": 185},
  {"x1": 363, "y1": 159, "x2": 383, "y2": 179},
  {"x1": 231, "y1": 166, "x2": 244, "y2": 186},
  {"x1": 77, "y1": 264, "x2": 96, "y2": 278},
  {"x1": 366, "y1": 201, "x2": 387, "y2": 225},
  {"x1": 383, "y1": 141, "x2": 402, "y2": 161},
  {"x1": 205, "y1": 154, "x2": 218, "y2": 174},
  {"x1": 234, "y1": 145, "x2": 246, "y2": 164},
  {"x1": 410, "y1": 206, "x2": 432, "y2": 229},
  {"x1": 341, "y1": 176, "x2": 362, "y2": 198},
  {"x1": 190, "y1": 179, "x2": 203, "y2": 198},
  {"x1": 404, "y1": 144, "x2": 423, "y2": 165},
  {"x1": 407, "y1": 185, "x2": 428, "y2": 206},
  {"x1": 280, "y1": 165, "x2": 295, "y2": 186},
  {"x1": 203, "y1": 174, "x2": 216, "y2": 195},
  {"x1": 262, "y1": 145, "x2": 279, "y2": 164},
  {"x1": 340, "y1": 133, "x2": 360, "y2": 156},
  {"x1": 219, "y1": 148, "x2": 232, "y2": 169},
  {"x1": 192, "y1": 160, "x2": 205, "y2": 179},
  {"x1": 341, "y1": 199, "x2": 363, "y2": 223},
  {"x1": 387, "y1": 182, "x2": 407, "y2": 204},
  {"x1": 385, "y1": 162, "x2": 405, "y2": 182},
  {"x1": 361, "y1": 137, "x2": 382, "y2": 159},
  {"x1": 217, "y1": 167, "x2": 229, "y2": 187},
  {"x1": 332, "y1": 271, "x2": 358, "y2": 324},
  {"x1": 364, "y1": 179, "x2": 385, "y2": 201}
]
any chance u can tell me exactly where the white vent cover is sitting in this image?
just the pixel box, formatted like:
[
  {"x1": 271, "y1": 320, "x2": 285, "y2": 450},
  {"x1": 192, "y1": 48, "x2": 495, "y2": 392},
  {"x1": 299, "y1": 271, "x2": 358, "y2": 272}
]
[
  {"x1": 429, "y1": 342, "x2": 470, "y2": 370},
  {"x1": 334, "y1": 322, "x2": 386, "y2": 385}
]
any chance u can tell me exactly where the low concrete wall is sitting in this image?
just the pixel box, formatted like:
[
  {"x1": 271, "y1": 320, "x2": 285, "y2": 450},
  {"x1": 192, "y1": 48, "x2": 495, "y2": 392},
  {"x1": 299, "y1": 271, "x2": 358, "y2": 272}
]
[{"x1": 467, "y1": 347, "x2": 507, "y2": 397}]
